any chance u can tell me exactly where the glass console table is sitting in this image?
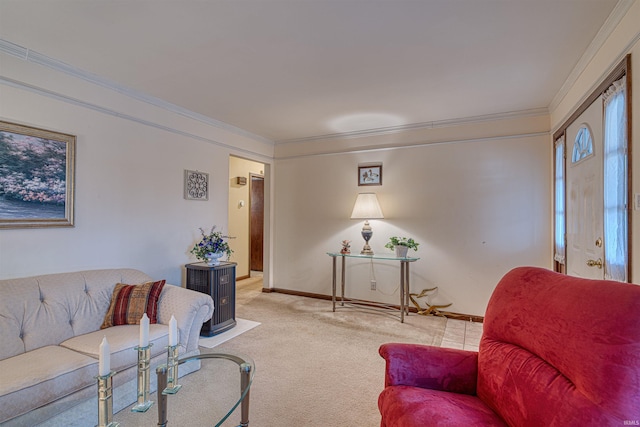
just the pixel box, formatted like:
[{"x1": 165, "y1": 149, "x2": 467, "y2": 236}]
[
  {"x1": 327, "y1": 252, "x2": 420, "y2": 323},
  {"x1": 4, "y1": 348, "x2": 254, "y2": 427}
]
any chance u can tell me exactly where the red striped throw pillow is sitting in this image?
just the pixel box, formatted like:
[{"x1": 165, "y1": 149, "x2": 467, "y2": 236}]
[{"x1": 101, "y1": 280, "x2": 166, "y2": 329}]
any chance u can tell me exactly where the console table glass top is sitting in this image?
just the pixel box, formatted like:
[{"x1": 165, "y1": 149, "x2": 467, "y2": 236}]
[{"x1": 326, "y1": 252, "x2": 420, "y2": 261}]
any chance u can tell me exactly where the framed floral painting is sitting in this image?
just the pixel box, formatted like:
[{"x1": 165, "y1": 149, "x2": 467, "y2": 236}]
[{"x1": 0, "y1": 121, "x2": 76, "y2": 229}]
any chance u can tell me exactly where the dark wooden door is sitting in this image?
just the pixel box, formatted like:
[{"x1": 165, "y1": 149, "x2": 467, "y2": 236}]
[{"x1": 250, "y1": 175, "x2": 264, "y2": 271}]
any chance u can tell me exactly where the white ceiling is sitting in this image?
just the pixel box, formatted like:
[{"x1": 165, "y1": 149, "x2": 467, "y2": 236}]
[{"x1": 0, "y1": 0, "x2": 621, "y2": 143}]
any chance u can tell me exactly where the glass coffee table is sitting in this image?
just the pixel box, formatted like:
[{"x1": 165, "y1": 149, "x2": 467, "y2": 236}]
[{"x1": 4, "y1": 348, "x2": 254, "y2": 427}]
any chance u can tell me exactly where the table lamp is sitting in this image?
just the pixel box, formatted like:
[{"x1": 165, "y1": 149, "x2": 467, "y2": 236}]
[{"x1": 350, "y1": 193, "x2": 384, "y2": 255}]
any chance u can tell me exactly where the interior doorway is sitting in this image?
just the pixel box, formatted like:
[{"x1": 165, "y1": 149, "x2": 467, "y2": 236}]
[{"x1": 228, "y1": 156, "x2": 265, "y2": 281}]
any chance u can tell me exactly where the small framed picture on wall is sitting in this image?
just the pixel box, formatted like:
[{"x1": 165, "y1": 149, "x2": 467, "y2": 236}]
[{"x1": 358, "y1": 164, "x2": 382, "y2": 186}]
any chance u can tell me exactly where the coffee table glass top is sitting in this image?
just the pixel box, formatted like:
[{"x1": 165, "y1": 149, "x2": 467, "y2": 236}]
[
  {"x1": 115, "y1": 350, "x2": 254, "y2": 426},
  {"x1": 6, "y1": 348, "x2": 254, "y2": 427}
]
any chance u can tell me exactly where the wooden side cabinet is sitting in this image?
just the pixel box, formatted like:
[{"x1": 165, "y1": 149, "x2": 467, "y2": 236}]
[{"x1": 185, "y1": 262, "x2": 237, "y2": 336}]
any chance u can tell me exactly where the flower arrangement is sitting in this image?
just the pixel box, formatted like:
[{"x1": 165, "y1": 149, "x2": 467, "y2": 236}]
[
  {"x1": 384, "y1": 236, "x2": 420, "y2": 252},
  {"x1": 190, "y1": 226, "x2": 234, "y2": 261}
]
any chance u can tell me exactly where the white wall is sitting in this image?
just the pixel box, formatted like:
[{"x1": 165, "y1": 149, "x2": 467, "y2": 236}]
[
  {"x1": 272, "y1": 123, "x2": 551, "y2": 316},
  {"x1": 0, "y1": 52, "x2": 273, "y2": 284},
  {"x1": 550, "y1": 0, "x2": 640, "y2": 281},
  {"x1": 270, "y1": 0, "x2": 640, "y2": 317}
]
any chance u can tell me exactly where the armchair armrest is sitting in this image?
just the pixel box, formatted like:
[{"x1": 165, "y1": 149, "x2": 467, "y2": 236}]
[
  {"x1": 379, "y1": 343, "x2": 478, "y2": 395},
  {"x1": 157, "y1": 284, "x2": 214, "y2": 354}
]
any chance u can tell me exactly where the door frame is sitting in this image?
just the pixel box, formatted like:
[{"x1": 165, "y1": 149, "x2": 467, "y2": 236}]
[{"x1": 552, "y1": 55, "x2": 632, "y2": 281}]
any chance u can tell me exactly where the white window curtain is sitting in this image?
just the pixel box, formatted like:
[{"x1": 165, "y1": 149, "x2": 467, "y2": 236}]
[
  {"x1": 603, "y1": 77, "x2": 627, "y2": 282},
  {"x1": 554, "y1": 136, "x2": 565, "y2": 264}
]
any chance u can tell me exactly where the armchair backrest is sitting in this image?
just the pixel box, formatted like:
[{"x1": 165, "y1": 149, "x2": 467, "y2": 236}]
[{"x1": 478, "y1": 267, "x2": 640, "y2": 425}]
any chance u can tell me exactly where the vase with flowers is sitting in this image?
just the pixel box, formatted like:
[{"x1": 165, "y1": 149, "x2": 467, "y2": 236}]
[{"x1": 191, "y1": 226, "x2": 234, "y2": 266}]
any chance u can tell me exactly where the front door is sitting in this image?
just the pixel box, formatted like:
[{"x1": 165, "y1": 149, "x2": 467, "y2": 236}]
[{"x1": 565, "y1": 96, "x2": 604, "y2": 279}]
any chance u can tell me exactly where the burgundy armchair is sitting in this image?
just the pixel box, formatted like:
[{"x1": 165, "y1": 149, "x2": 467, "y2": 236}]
[{"x1": 378, "y1": 266, "x2": 640, "y2": 426}]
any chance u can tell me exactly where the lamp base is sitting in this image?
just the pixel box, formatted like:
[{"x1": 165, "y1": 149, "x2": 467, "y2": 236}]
[
  {"x1": 360, "y1": 242, "x2": 373, "y2": 255},
  {"x1": 361, "y1": 220, "x2": 374, "y2": 255}
]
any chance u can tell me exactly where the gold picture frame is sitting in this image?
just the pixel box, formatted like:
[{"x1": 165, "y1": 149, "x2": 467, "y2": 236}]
[{"x1": 0, "y1": 121, "x2": 76, "y2": 229}]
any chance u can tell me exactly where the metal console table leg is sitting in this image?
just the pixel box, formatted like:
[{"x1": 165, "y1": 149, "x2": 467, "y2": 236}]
[
  {"x1": 328, "y1": 253, "x2": 419, "y2": 323},
  {"x1": 332, "y1": 256, "x2": 336, "y2": 312},
  {"x1": 402, "y1": 261, "x2": 411, "y2": 318},
  {"x1": 341, "y1": 256, "x2": 346, "y2": 306},
  {"x1": 400, "y1": 262, "x2": 405, "y2": 323}
]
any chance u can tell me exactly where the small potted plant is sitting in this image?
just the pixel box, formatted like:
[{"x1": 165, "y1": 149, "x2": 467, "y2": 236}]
[
  {"x1": 385, "y1": 236, "x2": 419, "y2": 258},
  {"x1": 191, "y1": 226, "x2": 234, "y2": 266}
]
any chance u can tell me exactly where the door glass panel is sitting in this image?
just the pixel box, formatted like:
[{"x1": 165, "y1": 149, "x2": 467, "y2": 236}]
[
  {"x1": 572, "y1": 125, "x2": 594, "y2": 163},
  {"x1": 554, "y1": 137, "x2": 565, "y2": 264},
  {"x1": 603, "y1": 78, "x2": 627, "y2": 282}
]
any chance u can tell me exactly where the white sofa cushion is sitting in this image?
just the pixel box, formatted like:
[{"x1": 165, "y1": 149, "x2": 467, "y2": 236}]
[
  {"x1": 61, "y1": 324, "x2": 170, "y2": 373},
  {"x1": 0, "y1": 345, "x2": 97, "y2": 421}
]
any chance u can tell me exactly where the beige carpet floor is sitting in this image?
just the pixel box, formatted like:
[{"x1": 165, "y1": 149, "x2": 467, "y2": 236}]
[
  {"x1": 43, "y1": 278, "x2": 448, "y2": 426},
  {"x1": 207, "y1": 277, "x2": 448, "y2": 427}
]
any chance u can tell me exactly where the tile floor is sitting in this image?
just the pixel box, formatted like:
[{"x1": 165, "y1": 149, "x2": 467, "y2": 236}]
[{"x1": 441, "y1": 318, "x2": 484, "y2": 351}]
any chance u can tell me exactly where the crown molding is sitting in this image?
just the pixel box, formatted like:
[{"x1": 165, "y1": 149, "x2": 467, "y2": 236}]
[
  {"x1": 276, "y1": 131, "x2": 550, "y2": 160},
  {"x1": 549, "y1": 0, "x2": 635, "y2": 113},
  {"x1": 275, "y1": 108, "x2": 549, "y2": 145},
  {"x1": 0, "y1": 39, "x2": 274, "y2": 146},
  {"x1": 0, "y1": 75, "x2": 274, "y2": 162}
]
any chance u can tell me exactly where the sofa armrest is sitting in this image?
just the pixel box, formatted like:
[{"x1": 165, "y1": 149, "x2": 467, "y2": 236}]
[
  {"x1": 157, "y1": 285, "x2": 214, "y2": 354},
  {"x1": 379, "y1": 343, "x2": 478, "y2": 395}
]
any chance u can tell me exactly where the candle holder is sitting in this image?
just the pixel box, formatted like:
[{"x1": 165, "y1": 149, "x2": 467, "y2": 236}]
[
  {"x1": 131, "y1": 344, "x2": 154, "y2": 412},
  {"x1": 162, "y1": 344, "x2": 182, "y2": 394},
  {"x1": 96, "y1": 371, "x2": 119, "y2": 427}
]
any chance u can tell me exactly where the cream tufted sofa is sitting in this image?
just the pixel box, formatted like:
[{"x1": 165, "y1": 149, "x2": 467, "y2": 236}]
[{"x1": 0, "y1": 268, "x2": 214, "y2": 424}]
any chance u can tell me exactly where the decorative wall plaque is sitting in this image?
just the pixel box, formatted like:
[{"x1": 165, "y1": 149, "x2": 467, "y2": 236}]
[{"x1": 184, "y1": 170, "x2": 209, "y2": 201}]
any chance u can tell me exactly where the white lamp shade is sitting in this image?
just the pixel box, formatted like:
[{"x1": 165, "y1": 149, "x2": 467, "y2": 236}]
[{"x1": 350, "y1": 193, "x2": 384, "y2": 219}]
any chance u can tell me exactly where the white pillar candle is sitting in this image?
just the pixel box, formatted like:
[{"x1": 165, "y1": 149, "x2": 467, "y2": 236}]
[
  {"x1": 169, "y1": 315, "x2": 178, "y2": 346},
  {"x1": 139, "y1": 313, "x2": 150, "y2": 347},
  {"x1": 98, "y1": 336, "x2": 110, "y2": 377}
]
